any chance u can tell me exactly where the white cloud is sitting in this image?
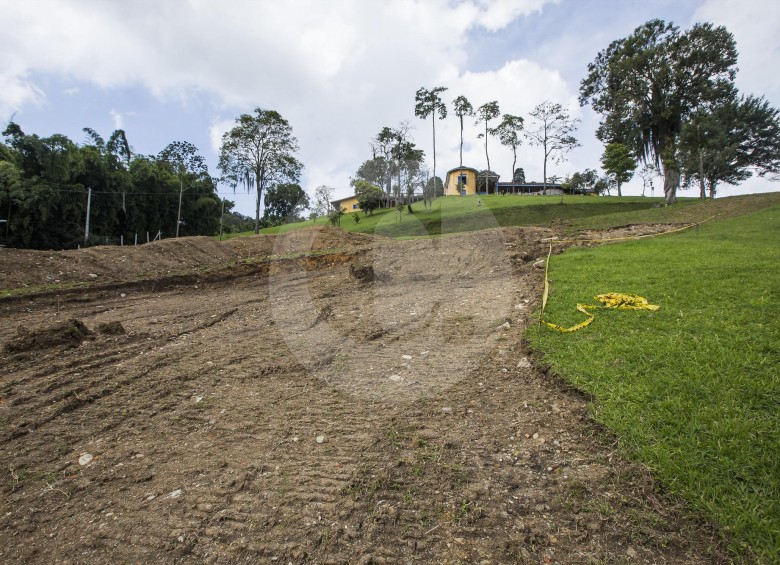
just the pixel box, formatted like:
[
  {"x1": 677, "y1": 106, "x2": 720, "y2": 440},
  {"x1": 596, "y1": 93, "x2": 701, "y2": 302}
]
[
  {"x1": 0, "y1": 71, "x2": 45, "y2": 119},
  {"x1": 0, "y1": 0, "x2": 559, "y2": 201},
  {"x1": 2, "y1": 0, "x2": 775, "y2": 208},
  {"x1": 110, "y1": 109, "x2": 123, "y2": 130},
  {"x1": 474, "y1": 0, "x2": 560, "y2": 31},
  {"x1": 208, "y1": 118, "x2": 234, "y2": 156}
]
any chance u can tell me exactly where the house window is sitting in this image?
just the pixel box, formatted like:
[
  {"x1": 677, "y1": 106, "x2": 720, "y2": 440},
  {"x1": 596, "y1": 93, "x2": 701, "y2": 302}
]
[
  {"x1": 458, "y1": 174, "x2": 468, "y2": 186},
  {"x1": 352, "y1": 204, "x2": 358, "y2": 209}
]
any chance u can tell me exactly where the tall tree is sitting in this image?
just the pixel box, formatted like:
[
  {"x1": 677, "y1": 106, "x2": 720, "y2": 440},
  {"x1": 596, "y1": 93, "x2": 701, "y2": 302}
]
[
  {"x1": 353, "y1": 180, "x2": 384, "y2": 215},
  {"x1": 426, "y1": 175, "x2": 444, "y2": 198},
  {"x1": 525, "y1": 101, "x2": 580, "y2": 195},
  {"x1": 600, "y1": 142, "x2": 637, "y2": 197},
  {"x1": 414, "y1": 86, "x2": 447, "y2": 210},
  {"x1": 513, "y1": 167, "x2": 526, "y2": 184},
  {"x1": 218, "y1": 108, "x2": 302, "y2": 233},
  {"x1": 580, "y1": 19, "x2": 738, "y2": 205},
  {"x1": 491, "y1": 114, "x2": 524, "y2": 190},
  {"x1": 312, "y1": 185, "x2": 334, "y2": 221},
  {"x1": 158, "y1": 141, "x2": 208, "y2": 237},
  {"x1": 637, "y1": 164, "x2": 659, "y2": 197},
  {"x1": 390, "y1": 126, "x2": 424, "y2": 213},
  {"x1": 475, "y1": 101, "x2": 500, "y2": 193},
  {"x1": 452, "y1": 95, "x2": 474, "y2": 168},
  {"x1": 679, "y1": 94, "x2": 780, "y2": 198},
  {"x1": 371, "y1": 127, "x2": 397, "y2": 205},
  {"x1": 263, "y1": 183, "x2": 309, "y2": 224}
]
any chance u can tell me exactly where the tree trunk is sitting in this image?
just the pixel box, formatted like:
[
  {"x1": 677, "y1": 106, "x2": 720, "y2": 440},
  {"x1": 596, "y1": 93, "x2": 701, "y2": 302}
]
[
  {"x1": 431, "y1": 115, "x2": 436, "y2": 211},
  {"x1": 511, "y1": 148, "x2": 516, "y2": 195},
  {"x1": 709, "y1": 180, "x2": 717, "y2": 199},
  {"x1": 617, "y1": 181, "x2": 622, "y2": 197},
  {"x1": 698, "y1": 152, "x2": 706, "y2": 199},
  {"x1": 484, "y1": 122, "x2": 490, "y2": 194},
  {"x1": 663, "y1": 168, "x2": 679, "y2": 205},
  {"x1": 459, "y1": 116, "x2": 464, "y2": 169},
  {"x1": 542, "y1": 145, "x2": 548, "y2": 196},
  {"x1": 254, "y1": 188, "x2": 261, "y2": 234}
]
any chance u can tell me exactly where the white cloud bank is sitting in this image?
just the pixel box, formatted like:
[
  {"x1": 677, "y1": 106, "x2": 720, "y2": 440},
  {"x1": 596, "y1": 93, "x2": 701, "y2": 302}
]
[
  {"x1": 1, "y1": 0, "x2": 777, "y2": 204},
  {"x1": 0, "y1": 0, "x2": 569, "y2": 200}
]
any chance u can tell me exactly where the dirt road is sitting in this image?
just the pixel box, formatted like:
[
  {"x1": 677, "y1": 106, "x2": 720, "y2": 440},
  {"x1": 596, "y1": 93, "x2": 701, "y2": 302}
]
[{"x1": 0, "y1": 227, "x2": 722, "y2": 563}]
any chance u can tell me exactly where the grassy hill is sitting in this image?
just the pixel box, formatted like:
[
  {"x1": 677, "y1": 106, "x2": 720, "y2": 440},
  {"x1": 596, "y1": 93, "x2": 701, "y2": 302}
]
[
  {"x1": 528, "y1": 202, "x2": 780, "y2": 561},
  {"x1": 219, "y1": 192, "x2": 780, "y2": 240}
]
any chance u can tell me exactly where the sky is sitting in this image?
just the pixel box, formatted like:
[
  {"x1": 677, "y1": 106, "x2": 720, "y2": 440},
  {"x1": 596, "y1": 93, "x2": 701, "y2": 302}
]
[{"x1": 2, "y1": 0, "x2": 779, "y2": 216}]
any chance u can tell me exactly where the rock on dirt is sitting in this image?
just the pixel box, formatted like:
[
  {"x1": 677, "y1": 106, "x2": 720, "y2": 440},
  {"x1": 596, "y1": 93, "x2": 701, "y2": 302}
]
[
  {"x1": 350, "y1": 263, "x2": 375, "y2": 283},
  {"x1": 96, "y1": 321, "x2": 125, "y2": 335},
  {"x1": 3, "y1": 318, "x2": 94, "y2": 353}
]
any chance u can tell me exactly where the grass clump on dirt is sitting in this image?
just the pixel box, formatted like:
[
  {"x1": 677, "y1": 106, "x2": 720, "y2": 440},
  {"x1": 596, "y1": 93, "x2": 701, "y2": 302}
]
[{"x1": 528, "y1": 204, "x2": 780, "y2": 561}]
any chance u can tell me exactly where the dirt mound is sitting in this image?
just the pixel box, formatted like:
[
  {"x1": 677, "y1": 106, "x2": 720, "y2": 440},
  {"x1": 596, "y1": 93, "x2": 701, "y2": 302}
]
[
  {"x1": 1, "y1": 228, "x2": 376, "y2": 293},
  {"x1": 223, "y1": 226, "x2": 374, "y2": 258},
  {"x1": 4, "y1": 318, "x2": 94, "y2": 353},
  {"x1": 0, "y1": 237, "x2": 238, "y2": 291}
]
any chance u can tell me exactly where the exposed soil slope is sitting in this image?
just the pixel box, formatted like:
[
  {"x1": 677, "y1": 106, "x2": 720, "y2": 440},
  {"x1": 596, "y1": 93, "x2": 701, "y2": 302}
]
[{"x1": 0, "y1": 227, "x2": 723, "y2": 563}]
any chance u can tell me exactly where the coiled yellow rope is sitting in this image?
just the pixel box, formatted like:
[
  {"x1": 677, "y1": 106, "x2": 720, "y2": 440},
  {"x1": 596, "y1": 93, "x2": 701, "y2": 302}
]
[{"x1": 540, "y1": 244, "x2": 659, "y2": 333}]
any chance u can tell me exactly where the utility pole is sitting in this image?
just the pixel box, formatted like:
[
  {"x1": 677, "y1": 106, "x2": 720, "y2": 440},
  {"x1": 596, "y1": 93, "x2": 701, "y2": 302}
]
[
  {"x1": 219, "y1": 198, "x2": 225, "y2": 241},
  {"x1": 176, "y1": 176, "x2": 184, "y2": 238},
  {"x1": 84, "y1": 187, "x2": 92, "y2": 247}
]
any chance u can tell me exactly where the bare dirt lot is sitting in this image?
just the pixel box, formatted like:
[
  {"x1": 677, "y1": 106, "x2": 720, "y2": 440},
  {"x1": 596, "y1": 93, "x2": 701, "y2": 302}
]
[{"x1": 0, "y1": 227, "x2": 724, "y2": 563}]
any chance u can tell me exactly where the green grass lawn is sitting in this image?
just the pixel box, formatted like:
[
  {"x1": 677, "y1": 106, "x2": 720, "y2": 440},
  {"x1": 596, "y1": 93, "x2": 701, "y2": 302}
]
[
  {"x1": 218, "y1": 192, "x2": 780, "y2": 240},
  {"x1": 528, "y1": 204, "x2": 780, "y2": 561}
]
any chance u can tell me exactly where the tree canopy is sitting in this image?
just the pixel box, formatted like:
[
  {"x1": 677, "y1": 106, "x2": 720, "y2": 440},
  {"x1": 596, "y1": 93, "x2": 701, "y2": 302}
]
[
  {"x1": 353, "y1": 180, "x2": 384, "y2": 215},
  {"x1": 218, "y1": 108, "x2": 302, "y2": 233},
  {"x1": 1, "y1": 123, "x2": 221, "y2": 249},
  {"x1": 525, "y1": 101, "x2": 580, "y2": 195},
  {"x1": 679, "y1": 94, "x2": 780, "y2": 198},
  {"x1": 263, "y1": 183, "x2": 309, "y2": 224},
  {"x1": 580, "y1": 19, "x2": 738, "y2": 204},
  {"x1": 491, "y1": 114, "x2": 524, "y2": 189},
  {"x1": 600, "y1": 142, "x2": 637, "y2": 197}
]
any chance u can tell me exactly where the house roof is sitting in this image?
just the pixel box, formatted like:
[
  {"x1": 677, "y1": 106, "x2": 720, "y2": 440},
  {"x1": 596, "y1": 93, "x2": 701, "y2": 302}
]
[
  {"x1": 444, "y1": 166, "x2": 479, "y2": 176},
  {"x1": 330, "y1": 195, "x2": 358, "y2": 205},
  {"x1": 444, "y1": 166, "x2": 486, "y2": 187}
]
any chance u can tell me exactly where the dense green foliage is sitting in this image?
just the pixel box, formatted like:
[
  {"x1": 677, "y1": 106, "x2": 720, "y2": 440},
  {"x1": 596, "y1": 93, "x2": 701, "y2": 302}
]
[
  {"x1": 0, "y1": 124, "x2": 221, "y2": 249},
  {"x1": 600, "y1": 142, "x2": 637, "y2": 196},
  {"x1": 580, "y1": 19, "x2": 739, "y2": 205},
  {"x1": 563, "y1": 169, "x2": 609, "y2": 195},
  {"x1": 353, "y1": 180, "x2": 384, "y2": 215},
  {"x1": 263, "y1": 183, "x2": 309, "y2": 224},
  {"x1": 218, "y1": 108, "x2": 302, "y2": 234},
  {"x1": 529, "y1": 205, "x2": 780, "y2": 560},
  {"x1": 679, "y1": 94, "x2": 780, "y2": 199}
]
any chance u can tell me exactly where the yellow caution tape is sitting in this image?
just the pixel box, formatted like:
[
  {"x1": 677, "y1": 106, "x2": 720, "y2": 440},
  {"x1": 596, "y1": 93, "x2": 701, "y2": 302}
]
[
  {"x1": 542, "y1": 293, "x2": 659, "y2": 333},
  {"x1": 539, "y1": 243, "x2": 659, "y2": 333}
]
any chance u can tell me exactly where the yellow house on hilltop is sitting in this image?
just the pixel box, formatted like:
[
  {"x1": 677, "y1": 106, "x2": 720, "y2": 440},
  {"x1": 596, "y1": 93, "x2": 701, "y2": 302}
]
[
  {"x1": 331, "y1": 195, "x2": 360, "y2": 212},
  {"x1": 444, "y1": 166, "x2": 479, "y2": 196}
]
